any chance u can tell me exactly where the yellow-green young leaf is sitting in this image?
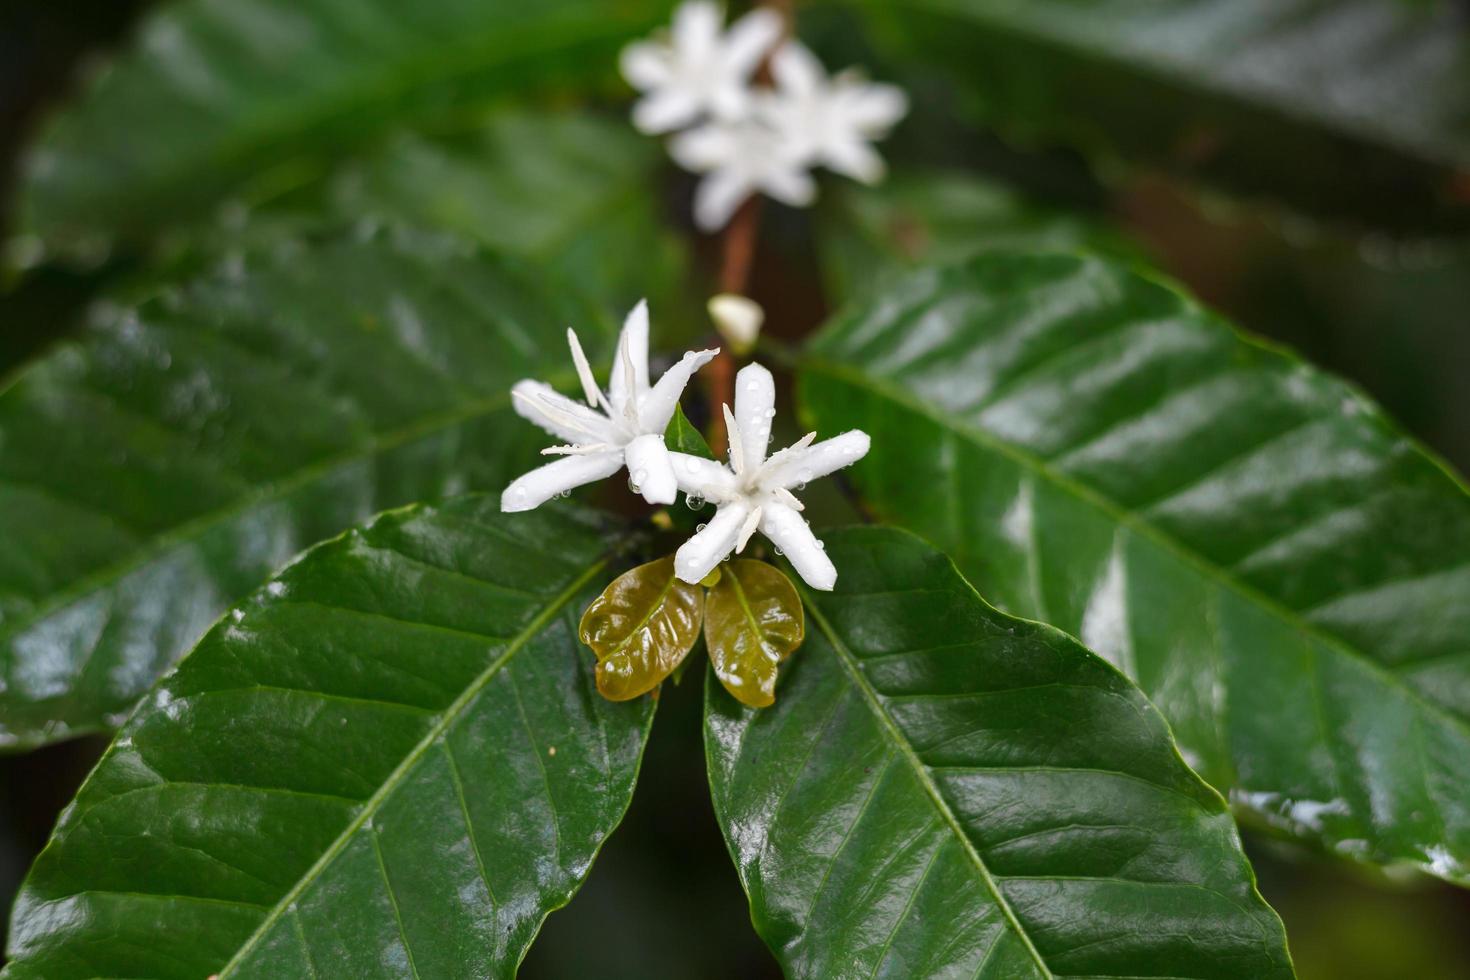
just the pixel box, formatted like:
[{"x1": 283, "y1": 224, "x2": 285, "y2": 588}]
[
  {"x1": 580, "y1": 556, "x2": 705, "y2": 702},
  {"x1": 705, "y1": 560, "x2": 804, "y2": 708}
]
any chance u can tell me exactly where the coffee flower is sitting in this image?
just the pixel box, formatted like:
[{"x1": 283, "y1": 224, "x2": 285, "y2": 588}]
[
  {"x1": 502, "y1": 301, "x2": 717, "y2": 513},
  {"x1": 670, "y1": 118, "x2": 815, "y2": 231},
  {"x1": 760, "y1": 41, "x2": 909, "y2": 185},
  {"x1": 670, "y1": 363, "x2": 869, "y2": 590},
  {"x1": 619, "y1": 0, "x2": 783, "y2": 134}
]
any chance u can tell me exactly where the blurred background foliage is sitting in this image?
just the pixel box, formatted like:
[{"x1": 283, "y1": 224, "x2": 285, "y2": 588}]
[{"x1": 2, "y1": 0, "x2": 1468, "y2": 976}]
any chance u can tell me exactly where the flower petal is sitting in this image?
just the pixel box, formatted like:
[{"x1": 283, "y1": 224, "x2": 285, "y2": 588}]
[
  {"x1": 511, "y1": 380, "x2": 619, "y2": 445},
  {"x1": 724, "y1": 7, "x2": 784, "y2": 77},
  {"x1": 633, "y1": 88, "x2": 702, "y2": 135},
  {"x1": 670, "y1": 452, "x2": 741, "y2": 502},
  {"x1": 760, "y1": 502, "x2": 837, "y2": 590},
  {"x1": 500, "y1": 451, "x2": 624, "y2": 513},
  {"x1": 675, "y1": 501, "x2": 751, "y2": 584},
  {"x1": 733, "y1": 362, "x2": 775, "y2": 473},
  {"x1": 771, "y1": 41, "x2": 825, "y2": 97},
  {"x1": 673, "y1": 0, "x2": 722, "y2": 59},
  {"x1": 759, "y1": 164, "x2": 817, "y2": 209},
  {"x1": 609, "y1": 299, "x2": 651, "y2": 415},
  {"x1": 692, "y1": 169, "x2": 754, "y2": 232},
  {"x1": 668, "y1": 124, "x2": 733, "y2": 173},
  {"x1": 639, "y1": 348, "x2": 719, "y2": 434},
  {"x1": 765, "y1": 429, "x2": 871, "y2": 490},
  {"x1": 624, "y1": 433, "x2": 678, "y2": 506},
  {"x1": 619, "y1": 41, "x2": 672, "y2": 90},
  {"x1": 823, "y1": 138, "x2": 886, "y2": 184},
  {"x1": 843, "y1": 81, "x2": 909, "y2": 132}
]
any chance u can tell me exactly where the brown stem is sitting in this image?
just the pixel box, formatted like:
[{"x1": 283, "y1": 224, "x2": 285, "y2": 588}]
[{"x1": 708, "y1": 196, "x2": 762, "y2": 455}]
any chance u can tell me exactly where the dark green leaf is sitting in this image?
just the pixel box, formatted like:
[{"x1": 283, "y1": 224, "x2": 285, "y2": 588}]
[
  {"x1": 0, "y1": 228, "x2": 608, "y2": 750},
  {"x1": 706, "y1": 526, "x2": 1292, "y2": 978},
  {"x1": 854, "y1": 0, "x2": 1470, "y2": 231},
  {"x1": 665, "y1": 404, "x2": 715, "y2": 460},
  {"x1": 818, "y1": 171, "x2": 1141, "y2": 302},
  {"x1": 15, "y1": 0, "x2": 666, "y2": 254},
  {"x1": 2, "y1": 498, "x2": 653, "y2": 980},
  {"x1": 799, "y1": 252, "x2": 1470, "y2": 883}
]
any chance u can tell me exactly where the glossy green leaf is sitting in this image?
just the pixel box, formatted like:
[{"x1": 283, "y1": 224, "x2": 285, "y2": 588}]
[
  {"x1": 2, "y1": 497, "x2": 654, "y2": 979},
  {"x1": 704, "y1": 559, "x2": 804, "y2": 708},
  {"x1": 853, "y1": 0, "x2": 1470, "y2": 231},
  {"x1": 15, "y1": 0, "x2": 668, "y2": 255},
  {"x1": 706, "y1": 526, "x2": 1292, "y2": 978},
  {"x1": 819, "y1": 171, "x2": 1140, "y2": 302},
  {"x1": 665, "y1": 404, "x2": 715, "y2": 460},
  {"x1": 799, "y1": 252, "x2": 1470, "y2": 883},
  {"x1": 0, "y1": 227, "x2": 609, "y2": 750},
  {"x1": 580, "y1": 555, "x2": 705, "y2": 701}
]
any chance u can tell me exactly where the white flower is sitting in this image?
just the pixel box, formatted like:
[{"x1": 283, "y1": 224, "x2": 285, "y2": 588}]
[
  {"x1": 670, "y1": 118, "x2": 815, "y2": 231},
  {"x1": 502, "y1": 301, "x2": 718, "y2": 513},
  {"x1": 671, "y1": 363, "x2": 869, "y2": 590},
  {"x1": 708, "y1": 293, "x2": 764, "y2": 354},
  {"x1": 759, "y1": 41, "x2": 909, "y2": 184},
  {"x1": 620, "y1": 1, "x2": 783, "y2": 135}
]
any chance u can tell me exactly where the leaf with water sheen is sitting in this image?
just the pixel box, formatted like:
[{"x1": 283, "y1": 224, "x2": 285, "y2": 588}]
[
  {"x1": 705, "y1": 559, "x2": 804, "y2": 708},
  {"x1": 580, "y1": 555, "x2": 705, "y2": 701},
  {"x1": 1, "y1": 498, "x2": 654, "y2": 979},
  {"x1": 853, "y1": 0, "x2": 1470, "y2": 231},
  {"x1": 16, "y1": 0, "x2": 668, "y2": 255},
  {"x1": 800, "y1": 252, "x2": 1470, "y2": 884},
  {"x1": 706, "y1": 527, "x2": 1293, "y2": 978},
  {"x1": 0, "y1": 228, "x2": 607, "y2": 750}
]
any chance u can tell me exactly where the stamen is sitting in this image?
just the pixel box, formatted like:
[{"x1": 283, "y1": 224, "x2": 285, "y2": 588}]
[
  {"x1": 736, "y1": 506, "x2": 762, "y2": 552},
  {"x1": 566, "y1": 328, "x2": 603, "y2": 409},
  {"x1": 723, "y1": 403, "x2": 745, "y2": 476},
  {"x1": 776, "y1": 487, "x2": 805, "y2": 511}
]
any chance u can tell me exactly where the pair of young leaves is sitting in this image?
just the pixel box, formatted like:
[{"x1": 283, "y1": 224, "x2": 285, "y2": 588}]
[{"x1": 581, "y1": 555, "x2": 803, "y2": 708}]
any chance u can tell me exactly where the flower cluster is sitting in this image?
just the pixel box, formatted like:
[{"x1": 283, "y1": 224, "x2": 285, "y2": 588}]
[
  {"x1": 621, "y1": 1, "x2": 908, "y2": 231},
  {"x1": 501, "y1": 302, "x2": 869, "y2": 590}
]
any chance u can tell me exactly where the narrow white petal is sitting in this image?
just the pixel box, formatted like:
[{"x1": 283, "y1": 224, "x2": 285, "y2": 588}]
[
  {"x1": 845, "y1": 82, "x2": 909, "y2": 132},
  {"x1": 760, "y1": 502, "x2": 837, "y2": 590},
  {"x1": 624, "y1": 433, "x2": 678, "y2": 506},
  {"x1": 639, "y1": 348, "x2": 719, "y2": 434},
  {"x1": 766, "y1": 429, "x2": 871, "y2": 490},
  {"x1": 724, "y1": 8, "x2": 784, "y2": 77},
  {"x1": 735, "y1": 505, "x2": 762, "y2": 553},
  {"x1": 511, "y1": 380, "x2": 618, "y2": 445},
  {"x1": 733, "y1": 362, "x2": 775, "y2": 473},
  {"x1": 771, "y1": 41, "x2": 825, "y2": 97},
  {"x1": 565, "y1": 328, "x2": 603, "y2": 408},
  {"x1": 670, "y1": 452, "x2": 741, "y2": 502},
  {"x1": 722, "y1": 403, "x2": 745, "y2": 476},
  {"x1": 760, "y1": 164, "x2": 817, "y2": 209},
  {"x1": 619, "y1": 41, "x2": 672, "y2": 90},
  {"x1": 675, "y1": 501, "x2": 751, "y2": 584},
  {"x1": 633, "y1": 89, "x2": 701, "y2": 134},
  {"x1": 673, "y1": 0, "x2": 722, "y2": 58},
  {"x1": 823, "y1": 138, "x2": 886, "y2": 184},
  {"x1": 609, "y1": 299, "x2": 651, "y2": 413},
  {"x1": 762, "y1": 431, "x2": 816, "y2": 472},
  {"x1": 668, "y1": 125, "x2": 733, "y2": 173},
  {"x1": 500, "y1": 452, "x2": 623, "y2": 513},
  {"x1": 541, "y1": 443, "x2": 613, "y2": 456},
  {"x1": 692, "y1": 169, "x2": 753, "y2": 232}
]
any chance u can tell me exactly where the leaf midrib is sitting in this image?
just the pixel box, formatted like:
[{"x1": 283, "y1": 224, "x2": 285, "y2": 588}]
[
  {"x1": 217, "y1": 552, "x2": 608, "y2": 976},
  {"x1": 800, "y1": 355, "x2": 1470, "y2": 744},
  {"x1": 798, "y1": 583, "x2": 1055, "y2": 979}
]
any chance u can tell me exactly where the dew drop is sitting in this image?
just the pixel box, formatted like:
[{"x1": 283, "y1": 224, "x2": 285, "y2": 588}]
[
  {"x1": 764, "y1": 408, "x2": 776, "y2": 418},
  {"x1": 816, "y1": 541, "x2": 825, "y2": 550},
  {"x1": 774, "y1": 546, "x2": 784, "y2": 556},
  {"x1": 697, "y1": 523, "x2": 708, "y2": 532},
  {"x1": 686, "y1": 494, "x2": 705, "y2": 510}
]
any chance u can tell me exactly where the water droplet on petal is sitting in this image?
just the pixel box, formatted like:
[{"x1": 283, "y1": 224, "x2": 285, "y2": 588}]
[
  {"x1": 686, "y1": 494, "x2": 705, "y2": 510},
  {"x1": 764, "y1": 408, "x2": 776, "y2": 418},
  {"x1": 817, "y1": 541, "x2": 825, "y2": 550},
  {"x1": 697, "y1": 523, "x2": 708, "y2": 532},
  {"x1": 774, "y1": 546, "x2": 784, "y2": 556}
]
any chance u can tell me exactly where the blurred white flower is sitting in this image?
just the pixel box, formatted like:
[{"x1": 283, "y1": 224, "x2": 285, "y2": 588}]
[
  {"x1": 620, "y1": 1, "x2": 783, "y2": 134},
  {"x1": 502, "y1": 301, "x2": 718, "y2": 512},
  {"x1": 670, "y1": 118, "x2": 814, "y2": 231},
  {"x1": 670, "y1": 363, "x2": 870, "y2": 590},
  {"x1": 760, "y1": 41, "x2": 909, "y2": 183}
]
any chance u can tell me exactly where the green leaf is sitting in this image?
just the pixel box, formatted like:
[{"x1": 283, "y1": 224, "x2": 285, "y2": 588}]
[
  {"x1": 665, "y1": 404, "x2": 716, "y2": 460},
  {"x1": 854, "y1": 0, "x2": 1470, "y2": 231},
  {"x1": 799, "y1": 252, "x2": 1470, "y2": 883},
  {"x1": 235, "y1": 109, "x2": 693, "y2": 320},
  {"x1": 0, "y1": 227, "x2": 608, "y2": 750},
  {"x1": 580, "y1": 555, "x2": 705, "y2": 701},
  {"x1": 818, "y1": 171, "x2": 1141, "y2": 302},
  {"x1": 16, "y1": 0, "x2": 666, "y2": 254},
  {"x1": 704, "y1": 559, "x2": 804, "y2": 708},
  {"x1": 2, "y1": 497, "x2": 653, "y2": 980},
  {"x1": 705, "y1": 526, "x2": 1292, "y2": 978}
]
